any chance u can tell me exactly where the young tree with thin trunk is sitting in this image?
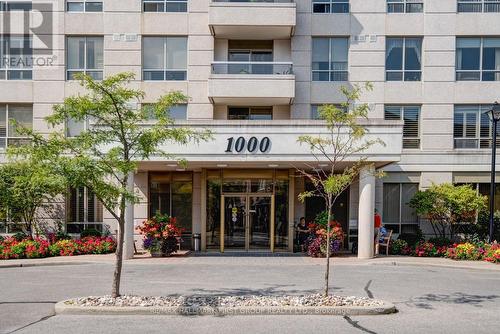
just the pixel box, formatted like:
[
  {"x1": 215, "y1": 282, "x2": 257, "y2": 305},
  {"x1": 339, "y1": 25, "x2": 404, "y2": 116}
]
[
  {"x1": 15, "y1": 73, "x2": 211, "y2": 297},
  {"x1": 296, "y1": 83, "x2": 384, "y2": 297}
]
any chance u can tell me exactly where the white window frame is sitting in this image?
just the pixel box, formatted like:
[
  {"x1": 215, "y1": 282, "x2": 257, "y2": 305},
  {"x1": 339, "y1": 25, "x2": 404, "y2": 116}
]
[
  {"x1": 458, "y1": 0, "x2": 500, "y2": 13},
  {"x1": 384, "y1": 105, "x2": 421, "y2": 149},
  {"x1": 454, "y1": 105, "x2": 496, "y2": 149},
  {"x1": 0, "y1": 35, "x2": 33, "y2": 80},
  {"x1": 143, "y1": 0, "x2": 188, "y2": 13},
  {"x1": 311, "y1": 37, "x2": 349, "y2": 82},
  {"x1": 456, "y1": 37, "x2": 500, "y2": 81},
  {"x1": 382, "y1": 183, "x2": 420, "y2": 234},
  {"x1": 386, "y1": 37, "x2": 423, "y2": 81},
  {"x1": 66, "y1": 1, "x2": 103, "y2": 13},
  {"x1": 66, "y1": 36, "x2": 104, "y2": 81},
  {"x1": 142, "y1": 36, "x2": 188, "y2": 81},
  {"x1": 387, "y1": 0, "x2": 424, "y2": 13},
  {"x1": 312, "y1": 0, "x2": 350, "y2": 14},
  {"x1": 0, "y1": 104, "x2": 33, "y2": 150}
]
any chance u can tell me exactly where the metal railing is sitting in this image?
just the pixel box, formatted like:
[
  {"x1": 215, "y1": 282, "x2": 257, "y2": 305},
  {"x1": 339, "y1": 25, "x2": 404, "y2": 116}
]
[{"x1": 211, "y1": 61, "x2": 293, "y2": 75}]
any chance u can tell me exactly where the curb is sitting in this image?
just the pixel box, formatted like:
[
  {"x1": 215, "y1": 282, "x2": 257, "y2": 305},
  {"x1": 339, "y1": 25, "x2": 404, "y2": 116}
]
[
  {"x1": 54, "y1": 301, "x2": 397, "y2": 316},
  {"x1": 0, "y1": 262, "x2": 95, "y2": 269},
  {"x1": 371, "y1": 260, "x2": 500, "y2": 271}
]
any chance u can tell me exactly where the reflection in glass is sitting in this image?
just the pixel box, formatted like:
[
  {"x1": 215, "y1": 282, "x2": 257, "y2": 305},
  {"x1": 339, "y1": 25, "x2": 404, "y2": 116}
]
[
  {"x1": 274, "y1": 180, "x2": 289, "y2": 250},
  {"x1": 206, "y1": 179, "x2": 221, "y2": 249}
]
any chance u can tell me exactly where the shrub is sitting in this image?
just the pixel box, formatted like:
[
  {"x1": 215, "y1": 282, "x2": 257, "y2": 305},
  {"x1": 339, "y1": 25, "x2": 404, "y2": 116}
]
[
  {"x1": 13, "y1": 232, "x2": 28, "y2": 242},
  {"x1": 428, "y1": 237, "x2": 453, "y2": 247},
  {"x1": 398, "y1": 231, "x2": 423, "y2": 247},
  {"x1": 80, "y1": 228, "x2": 102, "y2": 238},
  {"x1": 390, "y1": 239, "x2": 408, "y2": 255},
  {"x1": 414, "y1": 241, "x2": 447, "y2": 257}
]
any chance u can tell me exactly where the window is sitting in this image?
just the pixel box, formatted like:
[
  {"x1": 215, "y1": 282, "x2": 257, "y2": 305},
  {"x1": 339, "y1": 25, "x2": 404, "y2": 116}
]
[
  {"x1": 458, "y1": 0, "x2": 500, "y2": 13},
  {"x1": 66, "y1": 36, "x2": 104, "y2": 80},
  {"x1": 145, "y1": 104, "x2": 188, "y2": 120},
  {"x1": 383, "y1": 183, "x2": 419, "y2": 234},
  {"x1": 454, "y1": 105, "x2": 498, "y2": 149},
  {"x1": 143, "y1": 0, "x2": 187, "y2": 12},
  {"x1": 311, "y1": 104, "x2": 345, "y2": 119},
  {"x1": 384, "y1": 105, "x2": 420, "y2": 149},
  {"x1": 0, "y1": 104, "x2": 33, "y2": 150},
  {"x1": 456, "y1": 37, "x2": 500, "y2": 81},
  {"x1": 386, "y1": 37, "x2": 422, "y2": 81},
  {"x1": 312, "y1": 0, "x2": 349, "y2": 13},
  {"x1": 67, "y1": 187, "x2": 103, "y2": 234},
  {"x1": 66, "y1": 1, "x2": 103, "y2": 12},
  {"x1": 228, "y1": 107, "x2": 272, "y2": 120},
  {"x1": 312, "y1": 37, "x2": 348, "y2": 81},
  {"x1": 143, "y1": 36, "x2": 187, "y2": 81},
  {"x1": 66, "y1": 117, "x2": 88, "y2": 137},
  {"x1": 0, "y1": 1, "x2": 31, "y2": 11},
  {"x1": 387, "y1": 0, "x2": 423, "y2": 13},
  {"x1": 149, "y1": 172, "x2": 193, "y2": 249},
  {"x1": 0, "y1": 36, "x2": 32, "y2": 80}
]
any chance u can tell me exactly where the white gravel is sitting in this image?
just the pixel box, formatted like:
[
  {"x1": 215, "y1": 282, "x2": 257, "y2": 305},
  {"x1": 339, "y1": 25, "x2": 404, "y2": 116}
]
[{"x1": 65, "y1": 294, "x2": 384, "y2": 308}]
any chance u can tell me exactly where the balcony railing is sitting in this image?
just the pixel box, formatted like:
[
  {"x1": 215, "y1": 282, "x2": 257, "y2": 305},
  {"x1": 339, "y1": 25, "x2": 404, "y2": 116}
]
[{"x1": 211, "y1": 61, "x2": 293, "y2": 75}]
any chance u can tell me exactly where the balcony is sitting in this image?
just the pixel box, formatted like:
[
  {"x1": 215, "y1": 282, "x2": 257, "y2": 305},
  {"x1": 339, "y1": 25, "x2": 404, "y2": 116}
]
[
  {"x1": 209, "y1": 0, "x2": 296, "y2": 39},
  {"x1": 208, "y1": 61, "x2": 295, "y2": 105}
]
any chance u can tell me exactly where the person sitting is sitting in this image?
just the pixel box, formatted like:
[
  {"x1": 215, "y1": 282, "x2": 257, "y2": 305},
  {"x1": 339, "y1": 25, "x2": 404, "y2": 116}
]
[
  {"x1": 378, "y1": 224, "x2": 388, "y2": 243},
  {"x1": 296, "y1": 217, "x2": 310, "y2": 252}
]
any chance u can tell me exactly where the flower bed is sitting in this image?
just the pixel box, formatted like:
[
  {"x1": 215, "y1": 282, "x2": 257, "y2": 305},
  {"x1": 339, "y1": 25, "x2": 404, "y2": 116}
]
[
  {"x1": 391, "y1": 240, "x2": 500, "y2": 264},
  {"x1": 305, "y1": 211, "x2": 345, "y2": 258},
  {"x1": 0, "y1": 236, "x2": 116, "y2": 260}
]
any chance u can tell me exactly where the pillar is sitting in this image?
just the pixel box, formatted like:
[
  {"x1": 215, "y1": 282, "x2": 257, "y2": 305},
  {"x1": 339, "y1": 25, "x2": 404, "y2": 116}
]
[
  {"x1": 124, "y1": 171, "x2": 135, "y2": 260},
  {"x1": 358, "y1": 164, "x2": 376, "y2": 259}
]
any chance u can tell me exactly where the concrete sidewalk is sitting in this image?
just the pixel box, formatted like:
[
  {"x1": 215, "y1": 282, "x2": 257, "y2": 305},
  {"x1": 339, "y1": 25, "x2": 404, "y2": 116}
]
[{"x1": 1, "y1": 252, "x2": 499, "y2": 271}]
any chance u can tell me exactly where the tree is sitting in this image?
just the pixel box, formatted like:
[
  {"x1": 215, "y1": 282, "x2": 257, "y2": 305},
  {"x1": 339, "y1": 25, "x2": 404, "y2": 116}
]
[
  {"x1": 14, "y1": 72, "x2": 211, "y2": 297},
  {"x1": 0, "y1": 160, "x2": 67, "y2": 237},
  {"x1": 410, "y1": 183, "x2": 486, "y2": 240},
  {"x1": 296, "y1": 83, "x2": 384, "y2": 297}
]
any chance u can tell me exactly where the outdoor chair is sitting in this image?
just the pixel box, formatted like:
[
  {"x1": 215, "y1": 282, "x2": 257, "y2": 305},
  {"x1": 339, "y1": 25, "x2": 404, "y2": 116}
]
[{"x1": 375, "y1": 230, "x2": 393, "y2": 256}]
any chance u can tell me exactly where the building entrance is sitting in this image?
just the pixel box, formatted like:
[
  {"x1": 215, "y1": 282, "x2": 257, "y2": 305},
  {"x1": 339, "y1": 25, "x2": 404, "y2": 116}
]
[{"x1": 222, "y1": 194, "x2": 274, "y2": 251}]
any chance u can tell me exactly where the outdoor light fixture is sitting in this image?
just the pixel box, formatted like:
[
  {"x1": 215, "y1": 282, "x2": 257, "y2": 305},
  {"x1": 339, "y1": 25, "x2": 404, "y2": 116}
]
[
  {"x1": 487, "y1": 101, "x2": 500, "y2": 243},
  {"x1": 268, "y1": 164, "x2": 279, "y2": 168},
  {"x1": 217, "y1": 164, "x2": 228, "y2": 168},
  {"x1": 167, "y1": 164, "x2": 178, "y2": 167}
]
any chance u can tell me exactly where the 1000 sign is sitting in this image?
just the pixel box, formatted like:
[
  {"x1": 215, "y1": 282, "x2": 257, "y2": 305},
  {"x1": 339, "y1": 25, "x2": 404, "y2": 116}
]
[{"x1": 225, "y1": 137, "x2": 271, "y2": 154}]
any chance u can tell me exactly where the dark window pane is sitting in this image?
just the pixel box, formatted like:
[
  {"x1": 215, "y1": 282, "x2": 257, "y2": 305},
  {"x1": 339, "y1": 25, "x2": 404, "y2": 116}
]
[
  {"x1": 386, "y1": 38, "x2": 403, "y2": 70},
  {"x1": 85, "y1": 2, "x2": 103, "y2": 12}
]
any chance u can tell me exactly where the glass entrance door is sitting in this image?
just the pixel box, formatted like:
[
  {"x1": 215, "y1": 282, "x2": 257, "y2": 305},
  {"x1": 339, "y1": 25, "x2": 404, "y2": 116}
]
[
  {"x1": 221, "y1": 195, "x2": 274, "y2": 252},
  {"x1": 223, "y1": 196, "x2": 246, "y2": 249},
  {"x1": 249, "y1": 196, "x2": 272, "y2": 249}
]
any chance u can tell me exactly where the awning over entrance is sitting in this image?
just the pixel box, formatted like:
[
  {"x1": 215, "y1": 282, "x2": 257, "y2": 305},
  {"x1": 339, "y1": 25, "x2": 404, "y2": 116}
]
[{"x1": 139, "y1": 119, "x2": 404, "y2": 169}]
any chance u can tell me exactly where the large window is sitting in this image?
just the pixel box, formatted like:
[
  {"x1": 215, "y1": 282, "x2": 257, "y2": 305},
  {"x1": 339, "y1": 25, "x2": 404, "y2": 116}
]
[
  {"x1": 143, "y1": 36, "x2": 187, "y2": 81},
  {"x1": 149, "y1": 172, "x2": 192, "y2": 249},
  {"x1": 228, "y1": 107, "x2": 272, "y2": 120},
  {"x1": 312, "y1": 37, "x2": 348, "y2": 81},
  {"x1": 454, "y1": 105, "x2": 498, "y2": 149},
  {"x1": 312, "y1": 0, "x2": 349, "y2": 13},
  {"x1": 0, "y1": 1, "x2": 31, "y2": 11},
  {"x1": 386, "y1": 37, "x2": 422, "y2": 81},
  {"x1": 456, "y1": 37, "x2": 500, "y2": 81},
  {"x1": 66, "y1": 1, "x2": 102, "y2": 12},
  {"x1": 383, "y1": 183, "x2": 419, "y2": 234},
  {"x1": 67, "y1": 187, "x2": 103, "y2": 234},
  {"x1": 458, "y1": 0, "x2": 500, "y2": 13},
  {"x1": 384, "y1": 105, "x2": 420, "y2": 149},
  {"x1": 66, "y1": 36, "x2": 104, "y2": 80},
  {"x1": 0, "y1": 104, "x2": 33, "y2": 150},
  {"x1": 143, "y1": 0, "x2": 187, "y2": 12},
  {"x1": 0, "y1": 36, "x2": 32, "y2": 80},
  {"x1": 387, "y1": 0, "x2": 423, "y2": 13}
]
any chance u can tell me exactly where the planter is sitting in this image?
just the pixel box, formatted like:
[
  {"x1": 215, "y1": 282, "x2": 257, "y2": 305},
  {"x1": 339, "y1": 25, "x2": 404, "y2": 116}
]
[{"x1": 148, "y1": 237, "x2": 178, "y2": 257}]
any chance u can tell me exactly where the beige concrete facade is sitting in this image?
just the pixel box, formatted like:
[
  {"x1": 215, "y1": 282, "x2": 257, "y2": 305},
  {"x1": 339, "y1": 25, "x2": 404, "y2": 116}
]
[{"x1": 1, "y1": 0, "x2": 500, "y2": 257}]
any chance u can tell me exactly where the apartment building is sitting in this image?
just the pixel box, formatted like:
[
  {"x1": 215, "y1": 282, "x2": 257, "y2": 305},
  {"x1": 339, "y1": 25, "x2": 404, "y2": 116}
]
[{"x1": 0, "y1": 0, "x2": 499, "y2": 258}]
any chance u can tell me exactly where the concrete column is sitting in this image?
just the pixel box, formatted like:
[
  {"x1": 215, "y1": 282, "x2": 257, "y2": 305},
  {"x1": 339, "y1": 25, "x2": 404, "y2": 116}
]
[
  {"x1": 358, "y1": 164, "x2": 376, "y2": 259},
  {"x1": 124, "y1": 171, "x2": 135, "y2": 260}
]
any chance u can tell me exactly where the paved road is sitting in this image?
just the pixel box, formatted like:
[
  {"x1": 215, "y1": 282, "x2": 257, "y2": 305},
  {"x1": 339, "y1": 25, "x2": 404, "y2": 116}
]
[{"x1": 1, "y1": 257, "x2": 499, "y2": 334}]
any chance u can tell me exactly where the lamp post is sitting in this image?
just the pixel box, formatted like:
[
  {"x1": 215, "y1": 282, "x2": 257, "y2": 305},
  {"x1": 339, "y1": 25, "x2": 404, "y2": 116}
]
[{"x1": 487, "y1": 101, "x2": 500, "y2": 243}]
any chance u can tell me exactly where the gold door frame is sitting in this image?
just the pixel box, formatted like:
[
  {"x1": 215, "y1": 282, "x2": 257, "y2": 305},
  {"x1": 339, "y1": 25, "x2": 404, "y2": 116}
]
[{"x1": 220, "y1": 194, "x2": 275, "y2": 252}]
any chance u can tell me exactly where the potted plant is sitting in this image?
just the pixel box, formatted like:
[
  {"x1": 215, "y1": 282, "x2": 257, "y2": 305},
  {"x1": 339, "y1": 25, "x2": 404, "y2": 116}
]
[
  {"x1": 307, "y1": 211, "x2": 344, "y2": 258},
  {"x1": 136, "y1": 214, "x2": 184, "y2": 257}
]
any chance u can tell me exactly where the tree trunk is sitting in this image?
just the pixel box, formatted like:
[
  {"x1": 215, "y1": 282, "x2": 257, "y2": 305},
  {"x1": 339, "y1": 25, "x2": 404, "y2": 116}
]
[
  {"x1": 111, "y1": 182, "x2": 128, "y2": 298},
  {"x1": 324, "y1": 202, "x2": 333, "y2": 297},
  {"x1": 111, "y1": 216, "x2": 125, "y2": 298}
]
